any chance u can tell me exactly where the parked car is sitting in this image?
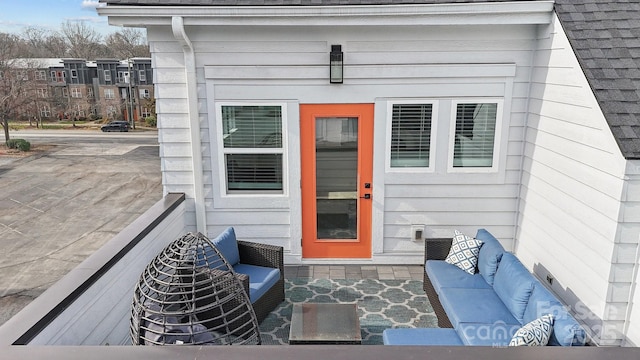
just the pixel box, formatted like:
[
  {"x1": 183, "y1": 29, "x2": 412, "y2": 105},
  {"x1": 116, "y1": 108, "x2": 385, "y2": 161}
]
[{"x1": 101, "y1": 121, "x2": 130, "y2": 132}]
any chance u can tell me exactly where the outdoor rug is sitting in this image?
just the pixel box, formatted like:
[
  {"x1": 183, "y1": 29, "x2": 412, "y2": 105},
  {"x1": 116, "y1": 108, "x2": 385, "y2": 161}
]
[{"x1": 258, "y1": 278, "x2": 437, "y2": 345}]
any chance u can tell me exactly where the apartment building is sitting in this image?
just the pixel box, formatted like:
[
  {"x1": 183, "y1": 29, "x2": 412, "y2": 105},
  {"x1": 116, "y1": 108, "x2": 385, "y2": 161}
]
[{"x1": 18, "y1": 58, "x2": 154, "y2": 122}]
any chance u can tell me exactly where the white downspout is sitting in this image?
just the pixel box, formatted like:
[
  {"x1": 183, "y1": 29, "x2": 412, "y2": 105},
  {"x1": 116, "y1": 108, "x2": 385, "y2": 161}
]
[{"x1": 172, "y1": 16, "x2": 207, "y2": 233}]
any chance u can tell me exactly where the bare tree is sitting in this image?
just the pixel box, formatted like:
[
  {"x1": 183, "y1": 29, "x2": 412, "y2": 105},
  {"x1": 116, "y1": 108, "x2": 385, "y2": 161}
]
[
  {"x1": 0, "y1": 34, "x2": 41, "y2": 142},
  {"x1": 21, "y1": 27, "x2": 68, "y2": 58},
  {"x1": 105, "y1": 28, "x2": 150, "y2": 59},
  {"x1": 60, "y1": 20, "x2": 103, "y2": 60}
]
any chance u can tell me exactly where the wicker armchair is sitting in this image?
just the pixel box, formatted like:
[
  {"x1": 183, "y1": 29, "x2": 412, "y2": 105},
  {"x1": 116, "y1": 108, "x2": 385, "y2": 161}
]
[
  {"x1": 203, "y1": 227, "x2": 284, "y2": 323},
  {"x1": 423, "y1": 238, "x2": 454, "y2": 328},
  {"x1": 236, "y1": 239, "x2": 285, "y2": 322}
]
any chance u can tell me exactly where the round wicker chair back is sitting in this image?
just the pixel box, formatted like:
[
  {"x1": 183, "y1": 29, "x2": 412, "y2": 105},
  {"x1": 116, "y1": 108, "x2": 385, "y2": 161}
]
[{"x1": 130, "y1": 232, "x2": 261, "y2": 345}]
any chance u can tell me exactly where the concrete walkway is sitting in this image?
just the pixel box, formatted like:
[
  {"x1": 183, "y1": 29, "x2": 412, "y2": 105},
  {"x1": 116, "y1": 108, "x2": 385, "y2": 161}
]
[{"x1": 0, "y1": 137, "x2": 162, "y2": 325}]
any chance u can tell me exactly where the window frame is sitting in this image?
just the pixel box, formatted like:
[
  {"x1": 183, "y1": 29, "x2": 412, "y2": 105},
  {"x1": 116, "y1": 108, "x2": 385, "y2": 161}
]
[
  {"x1": 104, "y1": 88, "x2": 115, "y2": 99},
  {"x1": 40, "y1": 106, "x2": 51, "y2": 117},
  {"x1": 71, "y1": 88, "x2": 82, "y2": 98},
  {"x1": 447, "y1": 98, "x2": 503, "y2": 173},
  {"x1": 17, "y1": 70, "x2": 28, "y2": 81},
  {"x1": 35, "y1": 70, "x2": 46, "y2": 81},
  {"x1": 138, "y1": 69, "x2": 146, "y2": 82},
  {"x1": 385, "y1": 99, "x2": 438, "y2": 173},
  {"x1": 103, "y1": 70, "x2": 111, "y2": 82},
  {"x1": 70, "y1": 69, "x2": 78, "y2": 79},
  {"x1": 214, "y1": 102, "x2": 288, "y2": 200}
]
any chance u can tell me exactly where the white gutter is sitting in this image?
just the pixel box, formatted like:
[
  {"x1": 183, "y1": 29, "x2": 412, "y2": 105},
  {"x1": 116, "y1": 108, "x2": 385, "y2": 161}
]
[
  {"x1": 99, "y1": 1, "x2": 555, "y2": 27},
  {"x1": 172, "y1": 16, "x2": 207, "y2": 234}
]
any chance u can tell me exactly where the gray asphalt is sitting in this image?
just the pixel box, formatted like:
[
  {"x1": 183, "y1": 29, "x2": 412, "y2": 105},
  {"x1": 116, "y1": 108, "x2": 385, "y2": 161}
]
[{"x1": 0, "y1": 130, "x2": 162, "y2": 326}]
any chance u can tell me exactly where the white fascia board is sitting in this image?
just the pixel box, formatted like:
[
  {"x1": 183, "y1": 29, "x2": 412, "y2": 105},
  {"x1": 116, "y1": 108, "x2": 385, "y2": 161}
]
[{"x1": 98, "y1": 1, "x2": 554, "y2": 27}]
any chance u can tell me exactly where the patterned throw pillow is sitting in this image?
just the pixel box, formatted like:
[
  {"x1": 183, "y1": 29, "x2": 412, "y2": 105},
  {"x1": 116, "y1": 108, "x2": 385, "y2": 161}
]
[
  {"x1": 509, "y1": 314, "x2": 555, "y2": 346},
  {"x1": 444, "y1": 230, "x2": 483, "y2": 275}
]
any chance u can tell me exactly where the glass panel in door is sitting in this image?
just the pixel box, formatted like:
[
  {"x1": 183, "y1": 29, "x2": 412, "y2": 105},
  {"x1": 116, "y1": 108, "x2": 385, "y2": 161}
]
[{"x1": 315, "y1": 117, "x2": 358, "y2": 240}]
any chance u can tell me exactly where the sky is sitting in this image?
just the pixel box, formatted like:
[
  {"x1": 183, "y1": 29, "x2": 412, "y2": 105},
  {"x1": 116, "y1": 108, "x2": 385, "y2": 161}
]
[{"x1": 0, "y1": 0, "x2": 119, "y2": 37}]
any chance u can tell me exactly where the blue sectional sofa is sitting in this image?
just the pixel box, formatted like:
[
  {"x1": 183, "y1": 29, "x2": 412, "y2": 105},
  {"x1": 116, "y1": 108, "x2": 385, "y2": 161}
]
[{"x1": 383, "y1": 229, "x2": 587, "y2": 347}]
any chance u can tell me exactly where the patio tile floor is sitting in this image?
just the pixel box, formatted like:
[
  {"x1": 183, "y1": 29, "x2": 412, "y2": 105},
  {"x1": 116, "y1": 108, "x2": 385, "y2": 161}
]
[{"x1": 284, "y1": 265, "x2": 424, "y2": 281}]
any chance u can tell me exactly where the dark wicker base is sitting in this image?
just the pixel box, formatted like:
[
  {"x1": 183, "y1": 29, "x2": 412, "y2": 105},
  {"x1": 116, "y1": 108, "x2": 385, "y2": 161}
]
[{"x1": 423, "y1": 238, "x2": 454, "y2": 328}]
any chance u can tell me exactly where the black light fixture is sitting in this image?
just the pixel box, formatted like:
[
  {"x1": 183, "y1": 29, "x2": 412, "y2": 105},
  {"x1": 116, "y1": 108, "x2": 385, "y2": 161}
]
[{"x1": 330, "y1": 44, "x2": 343, "y2": 84}]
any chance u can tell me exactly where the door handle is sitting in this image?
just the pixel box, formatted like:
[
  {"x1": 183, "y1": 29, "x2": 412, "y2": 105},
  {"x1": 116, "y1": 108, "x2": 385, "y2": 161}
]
[{"x1": 360, "y1": 194, "x2": 371, "y2": 200}]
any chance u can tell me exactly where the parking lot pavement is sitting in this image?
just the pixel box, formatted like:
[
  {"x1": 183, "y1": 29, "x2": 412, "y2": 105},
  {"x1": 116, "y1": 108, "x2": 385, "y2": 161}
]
[{"x1": 0, "y1": 140, "x2": 162, "y2": 326}]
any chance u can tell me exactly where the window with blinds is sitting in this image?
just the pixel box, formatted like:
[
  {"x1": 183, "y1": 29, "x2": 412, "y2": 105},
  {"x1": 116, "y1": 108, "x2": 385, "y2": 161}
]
[
  {"x1": 221, "y1": 105, "x2": 283, "y2": 192},
  {"x1": 390, "y1": 103, "x2": 433, "y2": 168},
  {"x1": 453, "y1": 103, "x2": 497, "y2": 168}
]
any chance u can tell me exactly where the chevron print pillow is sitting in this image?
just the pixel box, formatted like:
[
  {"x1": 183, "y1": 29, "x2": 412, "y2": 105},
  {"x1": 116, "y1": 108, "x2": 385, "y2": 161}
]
[
  {"x1": 509, "y1": 314, "x2": 555, "y2": 346},
  {"x1": 444, "y1": 230, "x2": 484, "y2": 275}
]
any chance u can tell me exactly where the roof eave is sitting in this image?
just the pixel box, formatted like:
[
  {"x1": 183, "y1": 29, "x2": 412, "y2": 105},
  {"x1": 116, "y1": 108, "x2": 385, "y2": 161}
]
[{"x1": 98, "y1": 2, "x2": 555, "y2": 27}]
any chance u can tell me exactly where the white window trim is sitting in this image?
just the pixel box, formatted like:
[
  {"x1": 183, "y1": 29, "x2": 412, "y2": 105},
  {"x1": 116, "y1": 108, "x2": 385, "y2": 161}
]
[
  {"x1": 385, "y1": 99, "x2": 439, "y2": 173},
  {"x1": 104, "y1": 70, "x2": 111, "y2": 82},
  {"x1": 104, "y1": 88, "x2": 115, "y2": 99},
  {"x1": 447, "y1": 98, "x2": 503, "y2": 173},
  {"x1": 139, "y1": 69, "x2": 146, "y2": 82},
  {"x1": 40, "y1": 106, "x2": 51, "y2": 117},
  {"x1": 214, "y1": 102, "x2": 289, "y2": 208}
]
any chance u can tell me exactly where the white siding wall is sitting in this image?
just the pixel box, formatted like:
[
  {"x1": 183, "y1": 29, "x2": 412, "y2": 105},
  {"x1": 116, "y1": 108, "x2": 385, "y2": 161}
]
[
  {"x1": 151, "y1": 24, "x2": 537, "y2": 263},
  {"x1": 148, "y1": 27, "x2": 199, "y2": 233},
  {"x1": 518, "y1": 15, "x2": 632, "y2": 346}
]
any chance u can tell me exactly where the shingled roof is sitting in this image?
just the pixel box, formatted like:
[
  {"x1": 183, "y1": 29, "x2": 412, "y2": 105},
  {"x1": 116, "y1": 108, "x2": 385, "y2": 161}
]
[{"x1": 100, "y1": 0, "x2": 640, "y2": 159}]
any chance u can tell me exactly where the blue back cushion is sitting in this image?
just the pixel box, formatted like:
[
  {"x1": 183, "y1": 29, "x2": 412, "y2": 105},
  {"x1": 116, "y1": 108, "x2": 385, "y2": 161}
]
[
  {"x1": 492, "y1": 253, "x2": 535, "y2": 323},
  {"x1": 211, "y1": 227, "x2": 240, "y2": 266},
  {"x1": 524, "y1": 283, "x2": 587, "y2": 346},
  {"x1": 475, "y1": 229, "x2": 505, "y2": 286}
]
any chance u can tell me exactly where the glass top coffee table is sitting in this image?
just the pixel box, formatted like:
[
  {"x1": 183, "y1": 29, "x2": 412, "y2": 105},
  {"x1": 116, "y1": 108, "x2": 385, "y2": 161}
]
[{"x1": 289, "y1": 303, "x2": 362, "y2": 345}]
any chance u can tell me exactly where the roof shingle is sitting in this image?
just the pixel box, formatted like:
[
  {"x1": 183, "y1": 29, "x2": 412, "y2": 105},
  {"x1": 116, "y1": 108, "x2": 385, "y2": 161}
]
[{"x1": 555, "y1": 0, "x2": 640, "y2": 158}]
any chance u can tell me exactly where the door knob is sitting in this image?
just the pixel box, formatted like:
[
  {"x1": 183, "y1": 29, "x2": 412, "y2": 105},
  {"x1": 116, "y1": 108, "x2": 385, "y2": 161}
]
[{"x1": 360, "y1": 194, "x2": 371, "y2": 200}]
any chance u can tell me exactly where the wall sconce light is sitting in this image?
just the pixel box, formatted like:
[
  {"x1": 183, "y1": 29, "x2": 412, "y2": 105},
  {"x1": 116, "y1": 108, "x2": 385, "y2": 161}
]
[{"x1": 330, "y1": 44, "x2": 343, "y2": 84}]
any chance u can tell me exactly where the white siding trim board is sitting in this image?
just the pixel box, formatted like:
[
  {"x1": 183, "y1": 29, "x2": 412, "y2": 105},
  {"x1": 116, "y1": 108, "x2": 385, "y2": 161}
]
[{"x1": 204, "y1": 63, "x2": 517, "y2": 81}]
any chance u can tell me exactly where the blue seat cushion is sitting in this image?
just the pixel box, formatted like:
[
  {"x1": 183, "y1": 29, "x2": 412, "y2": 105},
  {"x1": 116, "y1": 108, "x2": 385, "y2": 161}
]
[
  {"x1": 233, "y1": 263, "x2": 280, "y2": 303},
  {"x1": 439, "y1": 288, "x2": 520, "y2": 328},
  {"x1": 382, "y1": 328, "x2": 463, "y2": 346},
  {"x1": 523, "y1": 283, "x2": 587, "y2": 346},
  {"x1": 457, "y1": 322, "x2": 521, "y2": 346},
  {"x1": 475, "y1": 229, "x2": 505, "y2": 286},
  {"x1": 211, "y1": 227, "x2": 240, "y2": 266},
  {"x1": 492, "y1": 253, "x2": 535, "y2": 323},
  {"x1": 425, "y1": 260, "x2": 492, "y2": 295}
]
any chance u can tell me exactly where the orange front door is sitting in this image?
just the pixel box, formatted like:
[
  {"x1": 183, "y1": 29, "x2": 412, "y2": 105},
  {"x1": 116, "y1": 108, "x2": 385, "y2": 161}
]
[{"x1": 300, "y1": 104, "x2": 374, "y2": 258}]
